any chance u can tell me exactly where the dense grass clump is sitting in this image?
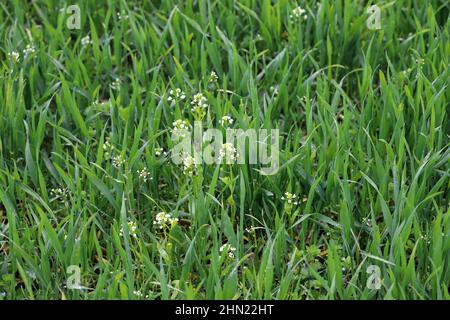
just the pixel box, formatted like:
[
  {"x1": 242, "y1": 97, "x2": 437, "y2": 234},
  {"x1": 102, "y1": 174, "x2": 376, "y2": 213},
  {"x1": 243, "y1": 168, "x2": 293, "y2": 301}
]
[{"x1": 0, "y1": 0, "x2": 449, "y2": 300}]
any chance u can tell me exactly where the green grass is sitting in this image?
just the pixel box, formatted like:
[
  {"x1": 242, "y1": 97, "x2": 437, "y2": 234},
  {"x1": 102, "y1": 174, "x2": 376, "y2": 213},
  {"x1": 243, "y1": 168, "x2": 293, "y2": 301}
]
[{"x1": 0, "y1": 0, "x2": 449, "y2": 300}]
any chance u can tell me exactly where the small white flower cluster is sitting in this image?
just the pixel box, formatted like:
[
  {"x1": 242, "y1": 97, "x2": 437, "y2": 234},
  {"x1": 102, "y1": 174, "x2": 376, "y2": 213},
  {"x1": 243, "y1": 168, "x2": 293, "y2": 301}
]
[
  {"x1": 245, "y1": 225, "x2": 257, "y2": 234},
  {"x1": 117, "y1": 10, "x2": 129, "y2": 20},
  {"x1": 167, "y1": 88, "x2": 186, "y2": 102},
  {"x1": 137, "y1": 167, "x2": 151, "y2": 182},
  {"x1": 171, "y1": 119, "x2": 190, "y2": 139},
  {"x1": 209, "y1": 71, "x2": 218, "y2": 83},
  {"x1": 23, "y1": 44, "x2": 36, "y2": 56},
  {"x1": 219, "y1": 243, "x2": 236, "y2": 259},
  {"x1": 362, "y1": 217, "x2": 371, "y2": 227},
  {"x1": 290, "y1": 6, "x2": 307, "y2": 21},
  {"x1": 218, "y1": 143, "x2": 238, "y2": 163},
  {"x1": 420, "y1": 234, "x2": 431, "y2": 244},
  {"x1": 191, "y1": 93, "x2": 208, "y2": 108},
  {"x1": 133, "y1": 290, "x2": 150, "y2": 299},
  {"x1": 191, "y1": 93, "x2": 208, "y2": 117},
  {"x1": 415, "y1": 57, "x2": 425, "y2": 78},
  {"x1": 103, "y1": 137, "x2": 114, "y2": 160},
  {"x1": 155, "y1": 147, "x2": 168, "y2": 157},
  {"x1": 341, "y1": 256, "x2": 351, "y2": 272},
  {"x1": 415, "y1": 58, "x2": 425, "y2": 65},
  {"x1": 153, "y1": 212, "x2": 178, "y2": 230},
  {"x1": 133, "y1": 290, "x2": 143, "y2": 297},
  {"x1": 112, "y1": 154, "x2": 125, "y2": 168},
  {"x1": 182, "y1": 154, "x2": 198, "y2": 175},
  {"x1": 270, "y1": 86, "x2": 279, "y2": 96},
  {"x1": 8, "y1": 51, "x2": 20, "y2": 63},
  {"x1": 23, "y1": 44, "x2": 36, "y2": 57},
  {"x1": 111, "y1": 78, "x2": 121, "y2": 90},
  {"x1": 81, "y1": 35, "x2": 92, "y2": 46},
  {"x1": 281, "y1": 192, "x2": 299, "y2": 205},
  {"x1": 50, "y1": 187, "x2": 69, "y2": 204},
  {"x1": 119, "y1": 220, "x2": 138, "y2": 238},
  {"x1": 219, "y1": 115, "x2": 234, "y2": 127}
]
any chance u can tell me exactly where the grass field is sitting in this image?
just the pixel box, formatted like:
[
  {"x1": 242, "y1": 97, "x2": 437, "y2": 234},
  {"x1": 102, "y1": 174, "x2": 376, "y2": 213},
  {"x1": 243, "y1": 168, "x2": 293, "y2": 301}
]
[{"x1": 0, "y1": 0, "x2": 449, "y2": 300}]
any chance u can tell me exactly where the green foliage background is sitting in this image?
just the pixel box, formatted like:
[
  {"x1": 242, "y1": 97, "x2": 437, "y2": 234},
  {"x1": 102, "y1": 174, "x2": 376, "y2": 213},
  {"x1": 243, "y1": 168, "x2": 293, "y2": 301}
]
[{"x1": 0, "y1": 0, "x2": 449, "y2": 299}]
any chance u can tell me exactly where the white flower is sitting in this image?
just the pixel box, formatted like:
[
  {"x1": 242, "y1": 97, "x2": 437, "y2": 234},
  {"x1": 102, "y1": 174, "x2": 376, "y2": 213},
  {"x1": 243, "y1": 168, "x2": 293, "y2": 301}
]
[
  {"x1": 190, "y1": 93, "x2": 208, "y2": 117},
  {"x1": 154, "y1": 147, "x2": 168, "y2": 157},
  {"x1": 218, "y1": 143, "x2": 238, "y2": 163},
  {"x1": 191, "y1": 93, "x2": 208, "y2": 107},
  {"x1": 102, "y1": 137, "x2": 114, "y2": 160},
  {"x1": 172, "y1": 119, "x2": 189, "y2": 130},
  {"x1": 362, "y1": 217, "x2": 371, "y2": 227},
  {"x1": 153, "y1": 212, "x2": 178, "y2": 230},
  {"x1": 133, "y1": 290, "x2": 143, "y2": 297},
  {"x1": 117, "y1": 10, "x2": 129, "y2": 20},
  {"x1": 111, "y1": 78, "x2": 121, "y2": 90},
  {"x1": 50, "y1": 187, "x2": 69, "y2": 204},
  {"x1": 103, "y1": 138, "x2": 111, "y2": 151},
  {"x1": 219, "y1": 115, "x2": 234, "y2": 126},
  {"x1": 209, "y1": 71, "x2": 218, "y2": 83},
  {"x1": 171, "y1": 119, "x2": 190, "y2": 139},
  {"x1": 23, "y1": 44, "x2": 35, "y2": 57},
  {"x1": 167, "y1": 88, "x2": 186, "y2": 102},
  {"x1": 81, "y1": 35, "x2": 92, "y2": 46},
  {"x1": 219, "y1": 243, "x2": 236, "y2": 259},
  {"x1": 290, "y1": 6, "x2": 307, "y2": 21},
  {"x1": 182, "y1": 154, "x2": 198, "y2": 175},
  {"x1": 137, "y1": 168, "x2": 151, "y2": 182},
  {"x1": 281, "y1": 192, "x2": 299, "y2": 205},
  {"x1": 119, "y1": 220, "x2": 138, "y2": 238},
  {"x1": 8, "y1": 51, "x2": 19, "y2": 63},
  {"x1": 270, "y1": 86, "x2": 279, "y2": 96},
  {"x1": 112, "y1": 154, "x2": 125, "y2": 168},
  {"x1": 420, "y1": 234, "x2": 431, "y2": 244},
  {"x1": 245, "y1": 226, "x2": 257, "y2": 234}
]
